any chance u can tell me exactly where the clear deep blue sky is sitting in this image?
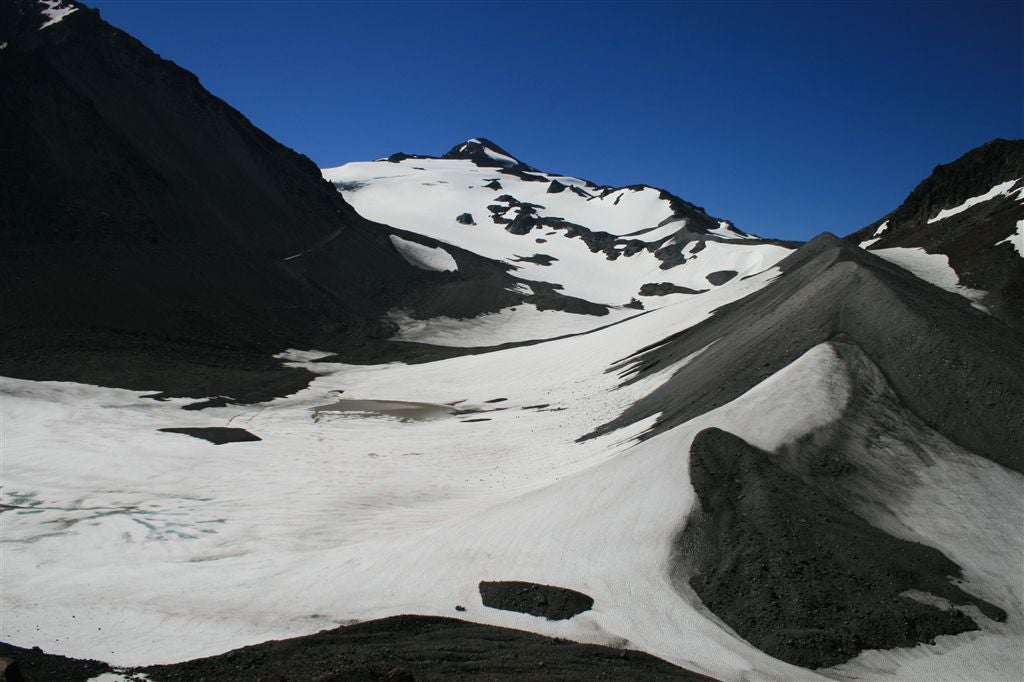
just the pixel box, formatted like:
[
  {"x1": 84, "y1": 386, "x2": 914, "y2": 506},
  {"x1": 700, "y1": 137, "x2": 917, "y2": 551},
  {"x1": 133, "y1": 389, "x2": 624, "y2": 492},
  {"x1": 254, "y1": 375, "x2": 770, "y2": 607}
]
[{"x1": 88, "y1": 0, "x2": 1022, "y2": 241}]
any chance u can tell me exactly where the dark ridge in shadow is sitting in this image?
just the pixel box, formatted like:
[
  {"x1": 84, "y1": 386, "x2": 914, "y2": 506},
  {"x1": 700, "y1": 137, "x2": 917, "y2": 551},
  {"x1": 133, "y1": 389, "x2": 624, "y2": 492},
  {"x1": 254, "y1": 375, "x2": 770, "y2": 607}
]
[
  {"x1": 583, "y1": 233, "x2": 1024, "y2": 474},
  {"x1": 479, "y1": 581, "x2": 594, "y2": 621},
  {"x1": 159, "y1": 427, "x2": 261, "y2": 444},
  {"x1": 0, "y1": 5, "x2": 533, "y2": 400},
  {"x1": 847, "y1": 139, "x2": 1024, "y2": 329},
  {"x1": 677, "y1": 427, "x2": 1004, "y2": 669},
  {"x1": 0, "y1": 616, "x2": 720, "y2": 681}
]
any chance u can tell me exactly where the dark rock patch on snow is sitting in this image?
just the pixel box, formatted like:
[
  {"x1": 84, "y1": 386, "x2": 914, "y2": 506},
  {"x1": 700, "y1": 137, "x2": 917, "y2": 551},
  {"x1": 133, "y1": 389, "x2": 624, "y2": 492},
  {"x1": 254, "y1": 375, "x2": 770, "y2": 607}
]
[
  {"x1": 526, "y1": 293, "x2": 608, "y2": 316},
  {"x1": 547, "y1": 179, "x2": 567, "y2": 193},
  {"x1": 639, "y1": 283, "x2": 707, "y2": 296},
  {"x1": 704, "y1": 270, "x2": 737, "y2": 285},
  {"x1": 159, "y1": 427, "x2": 261, "y2": 444},
  {"x1": 479, "y1": 581, "x2": 594, "y2": 621},
  {"x1": 456, "y1": 212, "x2": 476, "y2": 225},
  {"x1": 523, "y1": 282, "x2": 609, "y2": 316},
  {"x1": 513, "y1": 253, "x2": 558, "y2": 266},
  {"x1": 677, "y1": 427, "x2": 1003, "y2": 669}
]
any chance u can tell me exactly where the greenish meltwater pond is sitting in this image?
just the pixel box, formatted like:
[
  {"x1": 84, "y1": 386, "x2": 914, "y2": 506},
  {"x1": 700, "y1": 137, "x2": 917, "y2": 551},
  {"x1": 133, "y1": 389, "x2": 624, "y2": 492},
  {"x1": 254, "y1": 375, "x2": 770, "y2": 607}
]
[{"x1": 311, "y1": 399, "x2": 459, "y2": 422}]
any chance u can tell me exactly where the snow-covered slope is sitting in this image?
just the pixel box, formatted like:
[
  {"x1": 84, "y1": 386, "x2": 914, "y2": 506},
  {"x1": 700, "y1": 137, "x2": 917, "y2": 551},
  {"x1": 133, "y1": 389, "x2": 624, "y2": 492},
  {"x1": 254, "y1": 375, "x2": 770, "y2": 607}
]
[{"x1": 323, "y1": 139, "x2": 792, "y2": 343}]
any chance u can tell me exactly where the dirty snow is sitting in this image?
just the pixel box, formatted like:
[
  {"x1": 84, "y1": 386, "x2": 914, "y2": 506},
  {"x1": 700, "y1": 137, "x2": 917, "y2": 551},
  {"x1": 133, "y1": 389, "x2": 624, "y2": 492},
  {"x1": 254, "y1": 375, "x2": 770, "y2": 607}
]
[{"x1": 388, "y1": 235, "x2": 458, "y2": 272}]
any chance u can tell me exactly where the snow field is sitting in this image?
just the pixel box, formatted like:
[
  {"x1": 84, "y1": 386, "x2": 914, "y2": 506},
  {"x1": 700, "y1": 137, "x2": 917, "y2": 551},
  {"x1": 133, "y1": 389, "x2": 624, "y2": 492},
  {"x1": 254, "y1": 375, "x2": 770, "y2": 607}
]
[
  {"x1": 3, "y1": 269, "x2": 814, "y2": 680},
  {"x1": 323, "y1": 158, "x2": 785, "y2": 307},
  {"x1": 3, "y1": 265, "x2": 1020, "y2": 680}
]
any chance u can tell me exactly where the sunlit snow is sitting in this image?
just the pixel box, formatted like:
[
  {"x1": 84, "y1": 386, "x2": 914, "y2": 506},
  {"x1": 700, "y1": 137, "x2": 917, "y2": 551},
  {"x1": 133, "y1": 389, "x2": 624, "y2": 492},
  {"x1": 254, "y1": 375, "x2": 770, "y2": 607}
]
[
  {"x1": 872, "y1": 246, "x2": 986, "y2": 303},
  {"x1": 927, "y1": 178, "x2": 1024, "y2": 223},
  {"x1": 322, "y1": 157, "x2": 789, "y2": 310}
]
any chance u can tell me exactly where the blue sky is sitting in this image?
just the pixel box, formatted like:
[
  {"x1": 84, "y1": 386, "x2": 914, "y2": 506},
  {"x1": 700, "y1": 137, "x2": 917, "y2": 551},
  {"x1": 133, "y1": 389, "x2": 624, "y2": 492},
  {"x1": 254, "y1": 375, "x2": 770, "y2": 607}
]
[{"x1": 88, "y1": 0, "x2": 1022, "y2": 241}]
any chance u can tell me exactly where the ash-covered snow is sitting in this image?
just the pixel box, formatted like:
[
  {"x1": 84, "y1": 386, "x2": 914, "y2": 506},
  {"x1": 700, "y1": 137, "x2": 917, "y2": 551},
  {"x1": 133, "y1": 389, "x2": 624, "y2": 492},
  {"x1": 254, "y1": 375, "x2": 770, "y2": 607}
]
[
  {"x1": 927, "y1": 178, "x2": 1024, "y2": 223},
  {"x1": 386, "y1": 306, "x2": 641, "y2": 346}
]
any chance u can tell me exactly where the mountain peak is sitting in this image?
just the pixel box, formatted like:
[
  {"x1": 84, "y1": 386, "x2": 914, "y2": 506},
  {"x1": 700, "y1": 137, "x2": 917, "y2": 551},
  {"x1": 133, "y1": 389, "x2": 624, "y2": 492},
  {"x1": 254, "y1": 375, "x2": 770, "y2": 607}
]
[{"x1": 442, "y1": 138, "x2": 525, "y2": 168}]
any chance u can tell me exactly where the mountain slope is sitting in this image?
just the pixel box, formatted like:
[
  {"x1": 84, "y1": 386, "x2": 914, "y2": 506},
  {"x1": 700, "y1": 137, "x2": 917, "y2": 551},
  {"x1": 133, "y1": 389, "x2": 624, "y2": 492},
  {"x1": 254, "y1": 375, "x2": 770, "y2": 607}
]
[
  {"x1": 323, "y1": 138, "x2": 795, "y2": 342},
  {"x1": 849, "y1": 138, "x2": 1024, "y2": 328},
  {"x1": 1, "y1": 4, "x2": 1022, "y2": 681},
  {"x1": 0, "y1": 0, "x2": 521, "y2": 400}
]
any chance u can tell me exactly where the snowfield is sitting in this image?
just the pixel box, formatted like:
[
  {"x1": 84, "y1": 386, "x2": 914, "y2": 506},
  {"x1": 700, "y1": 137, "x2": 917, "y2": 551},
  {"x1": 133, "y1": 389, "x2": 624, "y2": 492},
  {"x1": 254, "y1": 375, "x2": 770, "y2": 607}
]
[
  {"x1": 3, "y1": 258, "x2": 1021, "y2": 681},
  {"x1": 322, "y1": 156, "x2": 790, "y2": 311}
]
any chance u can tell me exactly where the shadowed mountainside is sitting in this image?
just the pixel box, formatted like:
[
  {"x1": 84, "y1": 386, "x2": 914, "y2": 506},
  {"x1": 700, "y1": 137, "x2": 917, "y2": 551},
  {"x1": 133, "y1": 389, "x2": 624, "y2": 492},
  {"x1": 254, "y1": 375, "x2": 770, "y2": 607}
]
[{"x1": 848, "y1": 139, "x2": 1024, "y2": 329}]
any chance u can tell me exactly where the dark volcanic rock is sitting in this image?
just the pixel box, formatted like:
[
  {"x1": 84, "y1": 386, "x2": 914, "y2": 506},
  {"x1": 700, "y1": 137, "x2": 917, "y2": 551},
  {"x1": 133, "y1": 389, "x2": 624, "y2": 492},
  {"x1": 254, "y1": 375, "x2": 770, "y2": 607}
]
[
  {"x1": 523, "y1": 281, "x2": 609, "y2": 316},
  {"x1": 639, "y1": 282, "x2": 707, "y2": 296},
  {"x1": 704, "y1": 270, "x2": 737, "y2": 286},
  {"x1": 108, "y1": 616, "x2": 712, "y2": 681},
  {"x1": 442, "y1": 138, "x2": 533, "y2": 170},
  {"x1": 678, "y1": 427, "x2": 1002, "y2": 669},
  {"x1": 547, "y1": 179, "x2": 567, "y2": 193},
  {"x1": 158, "y1": 427, "x2": 262, "y2": 444},
  {"x1": 0, "y1": 642, "x2": 108, "y2": 682},
  {"x1": 456, "y1": 212, "x2": 476, "y2": 225},
  {"x1": 505, "y1": 211, "x2": 539, "y2": 235},
  {"x1": 479, "y1": 581, "x2": 594, "y2": 620},
  {"x1": 512, "y1": 253, "x2": 558, "y2": 266},
  {"x1": 483, "y1": 178, "x2": 502, "y2": 190}
]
